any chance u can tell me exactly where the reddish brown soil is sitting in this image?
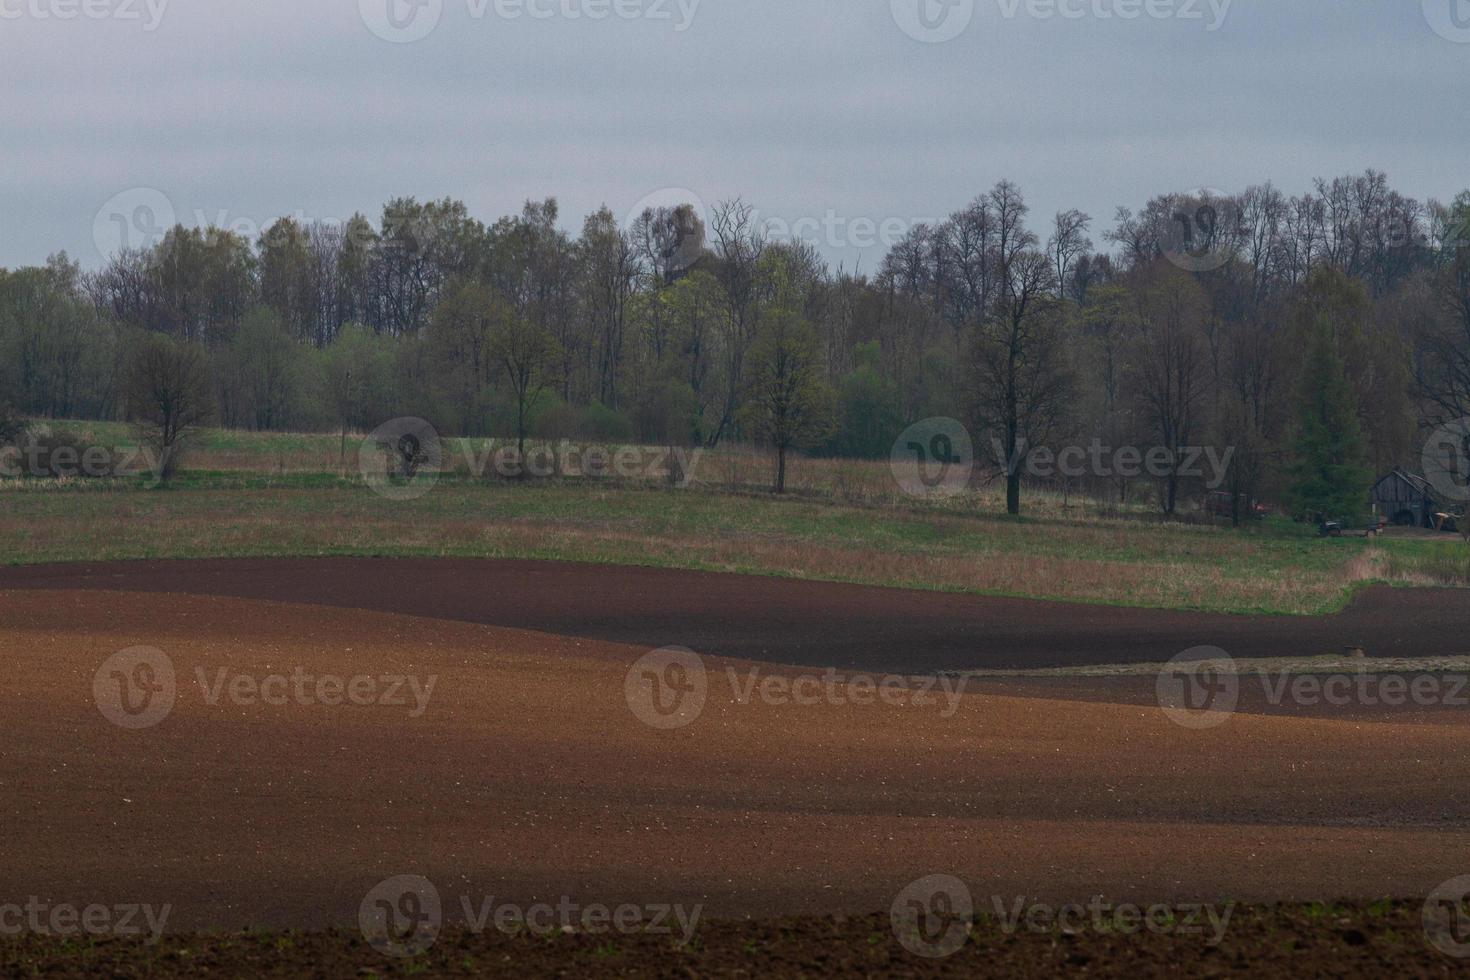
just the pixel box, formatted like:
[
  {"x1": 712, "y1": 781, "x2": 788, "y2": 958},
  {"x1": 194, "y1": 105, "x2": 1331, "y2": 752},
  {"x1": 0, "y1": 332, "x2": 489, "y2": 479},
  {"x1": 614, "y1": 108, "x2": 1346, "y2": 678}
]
[
  {"x1": 2, "y1": 562, "x2": 1469, "y2": 976},
  {"x1": 1, "y1": 557, "x2": 1466, "y2": 670},
  {"x1": 3, "y1": 588, "x2": 1469, "y2": 923}
]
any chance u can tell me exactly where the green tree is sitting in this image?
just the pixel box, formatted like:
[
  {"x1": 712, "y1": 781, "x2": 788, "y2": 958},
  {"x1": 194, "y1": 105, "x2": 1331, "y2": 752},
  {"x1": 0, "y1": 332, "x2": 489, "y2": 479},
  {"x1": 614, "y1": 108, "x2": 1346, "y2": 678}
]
[
  {"x1": 491, "y1": 310, "x2": 563, "y2": 460},
  {"x1": 1287, "y1": 319, "x2": 1371, "y2": 523},
  {"x1": 828, "y1": 342, "x2": 903, "y2": 459},
  {"x1": 231, "y1": 310, "x2": 304, "y2": 430},
  {"x1": 427, "y1": 279, "x2": 500, "y2": 435},
  {"x1": 321, "y1": 323, "x2": 395, "y2": 466},
  {"x1": 257, "y1": 218, "x2": 314, "y2": 341},
  {"x1": 739, "y1": 286, "x2": 834, "y2": 494}
]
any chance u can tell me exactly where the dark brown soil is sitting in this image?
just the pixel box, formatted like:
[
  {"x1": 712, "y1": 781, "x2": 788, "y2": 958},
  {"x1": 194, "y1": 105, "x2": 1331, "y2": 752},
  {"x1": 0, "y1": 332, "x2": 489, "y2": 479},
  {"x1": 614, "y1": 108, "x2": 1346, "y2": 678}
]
[
  {"x1": 2, "y1": 904, "x2": 1465, "y2": 978},
  {"x1": 1, "y1": 557, "x2": 1466, "y2": 671}
]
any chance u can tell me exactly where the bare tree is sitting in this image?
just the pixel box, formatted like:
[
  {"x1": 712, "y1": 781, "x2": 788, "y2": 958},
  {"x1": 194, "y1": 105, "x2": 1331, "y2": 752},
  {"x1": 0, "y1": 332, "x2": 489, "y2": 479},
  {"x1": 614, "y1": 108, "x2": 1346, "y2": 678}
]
[
  {"x1": 707, "y1": 198, "x2": 766, "y2": 446},
  {"x1": 971, "y1": 181, "x2": 1075, "y2": 516},
  {"x1": 1047, "y1": 209, "x2": 1092, "y2": 300},
  {"x1": 579, "y1": 207, "x2": 638, "y2": 408},
  {"x1": 1126, "y1": 262, "x2": 1211, "y2": 514}
]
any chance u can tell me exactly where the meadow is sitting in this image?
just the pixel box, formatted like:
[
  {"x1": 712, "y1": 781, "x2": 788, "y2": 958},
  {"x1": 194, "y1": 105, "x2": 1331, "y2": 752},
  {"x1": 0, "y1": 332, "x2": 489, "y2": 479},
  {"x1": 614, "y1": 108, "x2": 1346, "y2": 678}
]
[{"x1": 1, "y1": 420, "x2": 1465, "y2": 616}]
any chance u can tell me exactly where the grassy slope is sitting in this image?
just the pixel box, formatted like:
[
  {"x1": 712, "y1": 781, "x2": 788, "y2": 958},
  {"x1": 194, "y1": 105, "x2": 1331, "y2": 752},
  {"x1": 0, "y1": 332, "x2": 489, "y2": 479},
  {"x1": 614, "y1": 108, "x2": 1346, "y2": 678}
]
[
  {"x1": 1, "y1": 420, "x2": 1463, "y2": 616},
  {"x1": 0, "y1": 474, "x2": 1379, "y2": 616}
]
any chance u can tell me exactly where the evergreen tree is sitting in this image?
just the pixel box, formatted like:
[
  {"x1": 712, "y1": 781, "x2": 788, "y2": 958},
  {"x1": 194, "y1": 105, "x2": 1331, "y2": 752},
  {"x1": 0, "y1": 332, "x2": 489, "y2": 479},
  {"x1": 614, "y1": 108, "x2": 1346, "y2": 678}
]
[{"x1": 1287, "y1": 319, "x2": 1371, "y2": 523}]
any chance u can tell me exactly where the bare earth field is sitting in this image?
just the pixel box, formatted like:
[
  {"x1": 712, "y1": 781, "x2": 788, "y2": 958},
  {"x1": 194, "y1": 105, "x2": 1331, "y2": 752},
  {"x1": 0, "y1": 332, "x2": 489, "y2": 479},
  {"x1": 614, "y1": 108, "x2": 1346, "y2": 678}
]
[
  {"x1": 3, "y1": 556, "x2": 1469, "y2": 670},
  {"x1": 2, "y1": 560, "x2": 1469, "y2": 976}
]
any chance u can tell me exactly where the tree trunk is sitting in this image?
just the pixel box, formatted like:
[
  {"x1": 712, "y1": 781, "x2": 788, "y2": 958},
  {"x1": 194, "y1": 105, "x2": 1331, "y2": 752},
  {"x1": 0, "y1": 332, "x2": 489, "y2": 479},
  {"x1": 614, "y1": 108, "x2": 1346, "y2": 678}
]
[
  {"x1": 775, "y1": 446, "x2": 787, "y2": 495},
  {"x1": 1006, "y1": 470, "x2": 1020, "y2": 516}
]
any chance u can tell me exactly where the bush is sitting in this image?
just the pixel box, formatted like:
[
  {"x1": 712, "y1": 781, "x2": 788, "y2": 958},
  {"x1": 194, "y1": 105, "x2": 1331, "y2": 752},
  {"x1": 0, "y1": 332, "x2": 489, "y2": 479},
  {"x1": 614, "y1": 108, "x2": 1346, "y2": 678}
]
[
  {"x1": 123, "y1": 332, "x2": 214, "y2": 482},
  {"x1": 529, "y1": 398, "x2": 579, "y2": 441},
  {"x1": 580, "y1": 401, "x2": 634, "y2": 442},
  {"x1": 0, "y1": 401, "x2": 25, "y2": 448},
  {"x1": 5, "y1": 426, "x2": 121, "y2": 479}
]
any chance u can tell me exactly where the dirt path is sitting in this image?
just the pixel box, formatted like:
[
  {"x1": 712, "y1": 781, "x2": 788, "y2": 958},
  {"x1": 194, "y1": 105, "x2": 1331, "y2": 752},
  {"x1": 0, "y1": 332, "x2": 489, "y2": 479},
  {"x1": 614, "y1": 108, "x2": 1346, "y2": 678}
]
[
  {"x1": 2, "y1": 588, "x2": 1467, "y2": 935},
  {"x1": 1, "y1": 557, "x2": 1466, "y2": 671}
]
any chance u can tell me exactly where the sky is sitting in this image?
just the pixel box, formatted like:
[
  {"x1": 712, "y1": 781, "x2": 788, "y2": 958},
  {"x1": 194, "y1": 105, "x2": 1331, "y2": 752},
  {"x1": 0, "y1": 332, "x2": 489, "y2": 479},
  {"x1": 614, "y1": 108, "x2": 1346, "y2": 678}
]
[{"x1": 1, "y1": 0, "x2": 1467, "y2": 273}]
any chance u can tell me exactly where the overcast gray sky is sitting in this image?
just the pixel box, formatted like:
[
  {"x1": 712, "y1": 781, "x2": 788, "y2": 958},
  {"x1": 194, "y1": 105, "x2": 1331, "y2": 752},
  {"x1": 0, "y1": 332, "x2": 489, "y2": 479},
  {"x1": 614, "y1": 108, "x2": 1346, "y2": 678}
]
[{"x1": 1, "y1": 0, "x2": 1466, "y2": 272}]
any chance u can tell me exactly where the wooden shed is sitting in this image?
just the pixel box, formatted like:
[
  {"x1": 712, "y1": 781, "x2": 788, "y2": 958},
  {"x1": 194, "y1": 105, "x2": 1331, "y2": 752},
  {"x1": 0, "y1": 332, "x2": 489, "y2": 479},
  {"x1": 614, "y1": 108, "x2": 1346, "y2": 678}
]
[{"x1": 1370, "y1": 467, "x2": 1439, "y2": 528}]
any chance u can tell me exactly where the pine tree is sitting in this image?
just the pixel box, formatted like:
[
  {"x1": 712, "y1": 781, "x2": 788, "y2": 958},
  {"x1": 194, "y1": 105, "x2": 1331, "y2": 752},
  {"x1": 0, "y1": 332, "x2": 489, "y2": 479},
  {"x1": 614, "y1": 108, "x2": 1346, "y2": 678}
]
[{"x1": 1287, "y1": 318, "x2": 1371, "y2": 523}]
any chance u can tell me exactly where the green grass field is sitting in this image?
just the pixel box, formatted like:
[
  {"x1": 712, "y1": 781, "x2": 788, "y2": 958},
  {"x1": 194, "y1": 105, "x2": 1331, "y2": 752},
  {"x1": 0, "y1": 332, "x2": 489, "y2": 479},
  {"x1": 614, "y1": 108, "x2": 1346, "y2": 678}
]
[{"x1": 1, "y1": 421, "x2": 1465, "y2": 616}]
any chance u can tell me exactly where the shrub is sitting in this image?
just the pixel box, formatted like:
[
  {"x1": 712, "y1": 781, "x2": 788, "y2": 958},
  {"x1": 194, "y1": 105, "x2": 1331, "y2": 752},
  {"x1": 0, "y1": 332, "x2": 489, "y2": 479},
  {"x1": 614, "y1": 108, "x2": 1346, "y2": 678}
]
[
  {"x1": 5, "y1": 426, "x2": 120, "y2": 479},
  {"x1": 580, "y1": 401, "x2": 634, "y2": 442},
  {"x1": 123, "y1": 333, "x2": 214, "y2": 482},
  {"x1": 0, "y1": 401, "x2": 25, "y2": 448}
]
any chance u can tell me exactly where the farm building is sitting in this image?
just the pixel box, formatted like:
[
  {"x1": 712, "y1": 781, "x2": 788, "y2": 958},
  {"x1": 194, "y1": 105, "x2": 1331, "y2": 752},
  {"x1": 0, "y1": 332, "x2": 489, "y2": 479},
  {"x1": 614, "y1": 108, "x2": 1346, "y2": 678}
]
[{"x1": 1370, "y1": 467, "x2": 1440, "y2": 527}]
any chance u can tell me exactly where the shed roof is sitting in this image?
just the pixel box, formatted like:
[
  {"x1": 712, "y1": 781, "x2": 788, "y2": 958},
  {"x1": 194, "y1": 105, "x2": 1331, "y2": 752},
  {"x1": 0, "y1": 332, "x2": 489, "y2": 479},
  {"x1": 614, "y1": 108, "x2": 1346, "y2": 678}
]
[{"x1": 1372, "y1": 467, "x2": 1436, "y2": 501}]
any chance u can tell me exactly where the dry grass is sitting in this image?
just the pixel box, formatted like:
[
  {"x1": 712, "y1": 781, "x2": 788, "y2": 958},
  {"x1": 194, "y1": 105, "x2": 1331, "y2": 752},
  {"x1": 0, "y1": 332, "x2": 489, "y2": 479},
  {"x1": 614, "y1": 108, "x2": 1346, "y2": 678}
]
[
  {"x1": 6, "y1": 419, "x2": 1463, "y2": 614},
  {"x1": 0, "y1": 479, "x2": 1376, "y2": 615}
]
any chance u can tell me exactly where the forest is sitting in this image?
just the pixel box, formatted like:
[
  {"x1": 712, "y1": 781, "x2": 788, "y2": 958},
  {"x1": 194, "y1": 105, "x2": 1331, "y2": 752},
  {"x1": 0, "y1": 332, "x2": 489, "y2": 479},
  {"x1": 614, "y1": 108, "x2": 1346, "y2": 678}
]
[{"x1": 2, "y1": 170, "x2": 1468, "y2": 517}]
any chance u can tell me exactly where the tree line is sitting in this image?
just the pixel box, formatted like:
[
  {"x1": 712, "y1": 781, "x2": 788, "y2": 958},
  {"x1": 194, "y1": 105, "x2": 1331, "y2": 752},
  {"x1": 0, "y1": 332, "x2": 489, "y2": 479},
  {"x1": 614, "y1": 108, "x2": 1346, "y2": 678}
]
[{"x1": 2, "y1": 170, "x2": 1468, "y2": 515}]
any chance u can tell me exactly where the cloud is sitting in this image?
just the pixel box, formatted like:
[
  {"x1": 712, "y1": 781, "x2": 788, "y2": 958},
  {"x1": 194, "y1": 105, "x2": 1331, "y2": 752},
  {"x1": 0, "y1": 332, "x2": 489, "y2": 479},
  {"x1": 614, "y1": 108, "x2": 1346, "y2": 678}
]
[{"x1": 0, "y1": 0, "x2": 1464, "y2": 270}]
